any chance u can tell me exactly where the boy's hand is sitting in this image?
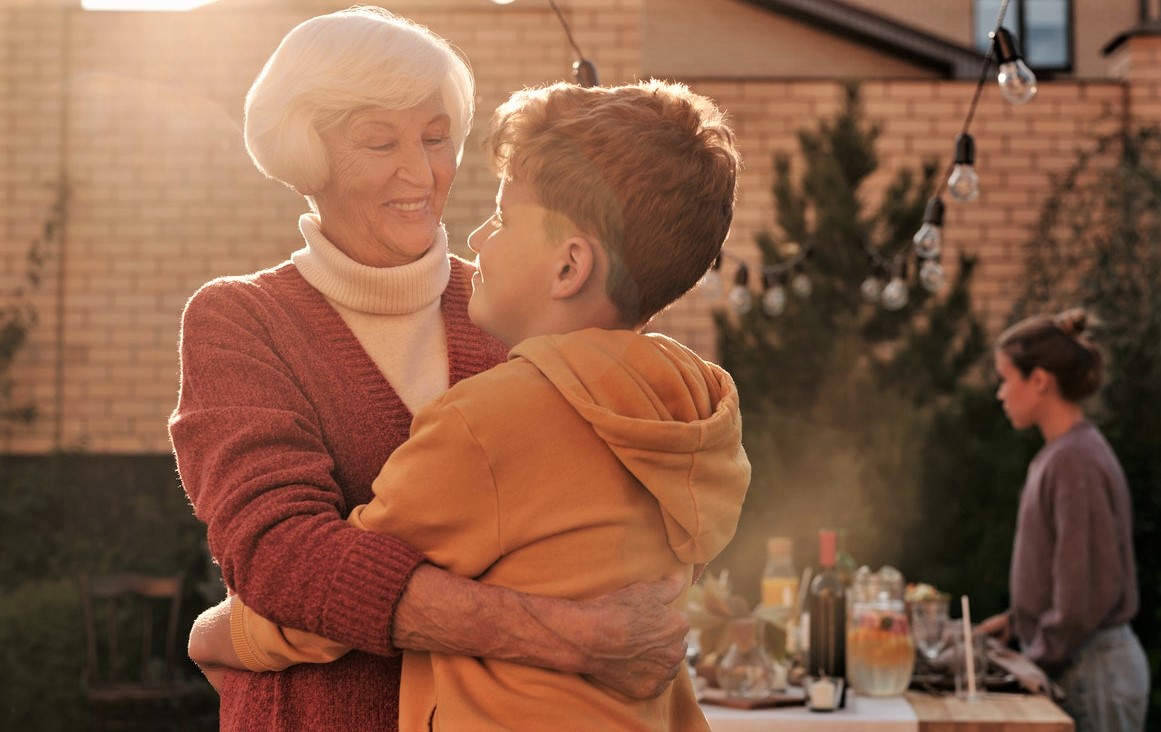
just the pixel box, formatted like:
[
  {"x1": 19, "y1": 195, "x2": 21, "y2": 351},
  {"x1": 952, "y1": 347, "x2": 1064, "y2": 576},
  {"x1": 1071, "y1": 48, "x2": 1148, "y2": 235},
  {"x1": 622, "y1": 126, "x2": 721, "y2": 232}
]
[{"x1": 188, "y1": 596, "x2": 246, "y2": 691}]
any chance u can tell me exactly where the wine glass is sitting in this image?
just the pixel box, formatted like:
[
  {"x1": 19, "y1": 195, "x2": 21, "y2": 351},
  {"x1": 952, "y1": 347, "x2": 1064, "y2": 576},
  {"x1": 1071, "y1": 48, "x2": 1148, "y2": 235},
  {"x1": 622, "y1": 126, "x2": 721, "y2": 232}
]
[{"x1": 910, "y1": 598, "x2": 949, "y2": 662}]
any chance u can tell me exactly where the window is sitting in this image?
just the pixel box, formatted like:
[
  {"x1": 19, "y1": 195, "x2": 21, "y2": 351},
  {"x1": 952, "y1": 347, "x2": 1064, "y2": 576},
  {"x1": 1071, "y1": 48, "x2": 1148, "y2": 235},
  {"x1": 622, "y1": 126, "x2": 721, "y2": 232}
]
[{"x1": 974, "y1": 0, "x2": 1072, "y2": 72}]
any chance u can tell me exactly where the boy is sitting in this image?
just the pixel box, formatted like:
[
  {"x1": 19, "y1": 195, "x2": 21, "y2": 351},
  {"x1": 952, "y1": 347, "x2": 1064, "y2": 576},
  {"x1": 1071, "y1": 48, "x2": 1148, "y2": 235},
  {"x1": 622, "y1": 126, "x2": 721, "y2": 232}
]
[{"x1": 191, "y1": 80, "x2": 750, "y2": 731}]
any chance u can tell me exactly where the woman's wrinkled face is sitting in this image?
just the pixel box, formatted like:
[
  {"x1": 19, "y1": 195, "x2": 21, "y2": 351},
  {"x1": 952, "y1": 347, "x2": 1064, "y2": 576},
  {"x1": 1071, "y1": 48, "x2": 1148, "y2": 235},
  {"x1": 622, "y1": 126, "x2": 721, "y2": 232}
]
[
  {"x1": 313, "y1": 97, "x2": 457, "y2": 267},
  {"x1": 994, "y1": 350, "x2": 1042, "y2": 431}
]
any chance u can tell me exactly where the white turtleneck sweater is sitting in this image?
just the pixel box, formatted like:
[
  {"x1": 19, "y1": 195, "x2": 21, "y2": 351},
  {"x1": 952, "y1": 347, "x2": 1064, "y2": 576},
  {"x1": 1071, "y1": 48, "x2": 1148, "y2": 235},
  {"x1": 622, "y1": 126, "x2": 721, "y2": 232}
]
[{"x1": 291, "y1": 213, "x2": 450, "y2": 415}]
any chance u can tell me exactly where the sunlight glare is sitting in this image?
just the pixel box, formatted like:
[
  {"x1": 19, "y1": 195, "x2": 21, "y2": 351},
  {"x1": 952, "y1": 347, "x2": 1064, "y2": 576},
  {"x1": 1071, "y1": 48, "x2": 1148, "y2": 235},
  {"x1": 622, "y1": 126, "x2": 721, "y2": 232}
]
[{"x1": 82, "y1": 0, "x2": 220, "y2": 10}]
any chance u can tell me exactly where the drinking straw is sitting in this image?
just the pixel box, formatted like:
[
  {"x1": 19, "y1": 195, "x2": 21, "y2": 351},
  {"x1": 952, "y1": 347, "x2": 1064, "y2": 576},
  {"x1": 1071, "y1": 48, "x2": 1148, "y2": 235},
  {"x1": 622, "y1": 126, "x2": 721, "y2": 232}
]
[{"x1": 961, "y1": 595, "x2": 978, "y2": 699}]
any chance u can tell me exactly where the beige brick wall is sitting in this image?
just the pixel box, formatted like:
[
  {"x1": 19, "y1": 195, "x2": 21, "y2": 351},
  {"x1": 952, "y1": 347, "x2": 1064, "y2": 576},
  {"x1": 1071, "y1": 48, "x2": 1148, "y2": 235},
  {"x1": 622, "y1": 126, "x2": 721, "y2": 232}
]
[{"x1": 0, "y1": 0, "x2": 1144, "y2": 454}]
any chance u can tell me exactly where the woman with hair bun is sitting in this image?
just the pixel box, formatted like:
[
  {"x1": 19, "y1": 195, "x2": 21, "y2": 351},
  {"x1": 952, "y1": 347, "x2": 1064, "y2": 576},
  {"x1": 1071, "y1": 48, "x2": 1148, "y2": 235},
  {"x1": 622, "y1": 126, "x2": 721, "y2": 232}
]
[{"x1": 978, "y1": 308, "x2": 1149, "y2": 732}]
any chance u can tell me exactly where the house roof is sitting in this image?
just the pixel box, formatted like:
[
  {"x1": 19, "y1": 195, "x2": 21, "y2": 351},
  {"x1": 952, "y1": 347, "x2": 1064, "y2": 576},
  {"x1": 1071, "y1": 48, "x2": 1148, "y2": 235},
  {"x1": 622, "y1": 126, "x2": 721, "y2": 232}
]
[
  {"x1": 739, "y1": 0, "x2": 988, "y2": 79},
  {"x1": 1102, "y1": 20, "x2": 1161, "y2": 55}
]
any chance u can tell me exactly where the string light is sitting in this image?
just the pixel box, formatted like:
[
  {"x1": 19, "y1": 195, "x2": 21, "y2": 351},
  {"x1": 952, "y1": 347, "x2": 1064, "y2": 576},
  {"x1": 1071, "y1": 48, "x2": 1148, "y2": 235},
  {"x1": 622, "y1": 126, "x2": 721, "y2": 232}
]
[
  {"x1": 913, "y1": 196, "x2": 945, "y2": 259},
  {"x1": 992, "y1": 27, "x2": 1038, "y2": 105},
  {"x1": 490, "y1": 0, "x2": 599, "y2": 87},
  {"x1": 701, "y1": 0, "x2": 1036, "y2": 316},
  {"x1": 761, "y1": 271, "x2": 788, "y2": 316},
  {"x1": 728, "y1": 263, "x2": 753, "y2": 315},
  {"x1": 946, "y1": 133, "x2": 980, "y2": 202}
]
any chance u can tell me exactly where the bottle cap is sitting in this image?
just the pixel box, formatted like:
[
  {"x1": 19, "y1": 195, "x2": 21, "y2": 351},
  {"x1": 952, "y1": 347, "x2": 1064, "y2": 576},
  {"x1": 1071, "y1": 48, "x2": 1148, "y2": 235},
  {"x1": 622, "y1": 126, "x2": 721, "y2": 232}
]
[
  {"x1": 818, "y1": 529, "x2": 836, "y2": 567},
  {"x1": 767, "y1": 536, "x2": 792, "y2": 557}
]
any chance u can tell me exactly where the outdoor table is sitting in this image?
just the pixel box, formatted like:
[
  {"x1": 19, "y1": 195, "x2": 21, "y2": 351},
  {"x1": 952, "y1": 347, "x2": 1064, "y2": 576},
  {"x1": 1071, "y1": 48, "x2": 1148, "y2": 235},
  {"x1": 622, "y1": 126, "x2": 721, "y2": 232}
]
[{"x1": 701, "y1": 691, "x2": 1074, "y2": 732}]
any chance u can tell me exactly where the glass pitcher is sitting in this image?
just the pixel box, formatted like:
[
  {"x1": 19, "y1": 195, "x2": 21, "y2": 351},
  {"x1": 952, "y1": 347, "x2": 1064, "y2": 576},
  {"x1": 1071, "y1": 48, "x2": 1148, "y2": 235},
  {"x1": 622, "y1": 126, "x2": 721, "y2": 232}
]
[{"x1": 846, "y1": 565, "x2": 915, "y2": 696}]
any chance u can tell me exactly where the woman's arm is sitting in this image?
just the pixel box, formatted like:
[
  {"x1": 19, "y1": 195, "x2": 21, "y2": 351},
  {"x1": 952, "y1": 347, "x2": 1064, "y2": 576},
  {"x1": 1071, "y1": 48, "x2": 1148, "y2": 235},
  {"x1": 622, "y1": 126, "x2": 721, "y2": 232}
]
[
  {"x1": 171, "y1": 283, "x2": 425, "y2": 656},
  {"x1": 395, "y1": 566, "x2": 689, "y2": 699},
  {"x1": 216, "y1": 564, "x2": 688, "y2": 700}
]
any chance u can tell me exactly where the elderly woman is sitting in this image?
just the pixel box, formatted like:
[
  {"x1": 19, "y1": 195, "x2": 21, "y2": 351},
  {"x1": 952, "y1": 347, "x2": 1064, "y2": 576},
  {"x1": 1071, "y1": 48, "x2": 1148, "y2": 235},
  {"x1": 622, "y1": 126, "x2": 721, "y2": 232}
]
[{"x1": 170, "y1": 8, "x2": 687, "y2": 731}]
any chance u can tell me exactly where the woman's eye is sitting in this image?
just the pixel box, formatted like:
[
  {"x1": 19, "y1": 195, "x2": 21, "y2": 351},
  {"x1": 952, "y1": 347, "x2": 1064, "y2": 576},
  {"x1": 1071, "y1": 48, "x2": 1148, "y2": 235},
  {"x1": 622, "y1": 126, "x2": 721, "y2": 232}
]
[
  {"x1": 371, "y1": 142, "x2": 397, "y2": 151},
  {"x1": 425, "y1": 135, "x2": 450, "y2": 146}
]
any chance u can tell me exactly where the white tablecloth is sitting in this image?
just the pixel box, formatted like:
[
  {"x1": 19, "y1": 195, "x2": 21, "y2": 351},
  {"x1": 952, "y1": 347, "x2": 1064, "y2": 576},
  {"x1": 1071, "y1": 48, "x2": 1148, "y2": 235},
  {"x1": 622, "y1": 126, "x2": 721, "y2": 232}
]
[{"x1": 702, "y1": 694, "x2": 918, "y2": 732}]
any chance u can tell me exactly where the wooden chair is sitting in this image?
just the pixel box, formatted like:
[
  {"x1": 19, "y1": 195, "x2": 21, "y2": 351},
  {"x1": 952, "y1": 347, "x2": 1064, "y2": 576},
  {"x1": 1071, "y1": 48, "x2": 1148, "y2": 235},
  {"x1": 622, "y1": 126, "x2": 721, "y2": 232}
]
[{"x1": 79, "y1": 573, "x2": 208, "y2": 731}]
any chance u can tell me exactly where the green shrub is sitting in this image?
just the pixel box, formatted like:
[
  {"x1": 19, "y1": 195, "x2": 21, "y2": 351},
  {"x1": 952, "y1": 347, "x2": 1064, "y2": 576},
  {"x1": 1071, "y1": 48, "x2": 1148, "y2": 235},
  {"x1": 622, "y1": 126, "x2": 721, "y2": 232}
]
[
  {"x1": 0, "y1": 454, "x2": 220, "y2": 730},
  {"x1": 0, "y1": 578, "x2": 87, "y2": 732}
]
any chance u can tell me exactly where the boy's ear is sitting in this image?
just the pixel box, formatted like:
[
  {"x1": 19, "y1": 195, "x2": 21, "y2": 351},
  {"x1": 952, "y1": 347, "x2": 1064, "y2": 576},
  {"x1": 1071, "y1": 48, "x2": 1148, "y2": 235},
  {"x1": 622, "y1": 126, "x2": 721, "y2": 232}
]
[{"x1": 549, "y1": 236, "x2": 597, "y2": 299}]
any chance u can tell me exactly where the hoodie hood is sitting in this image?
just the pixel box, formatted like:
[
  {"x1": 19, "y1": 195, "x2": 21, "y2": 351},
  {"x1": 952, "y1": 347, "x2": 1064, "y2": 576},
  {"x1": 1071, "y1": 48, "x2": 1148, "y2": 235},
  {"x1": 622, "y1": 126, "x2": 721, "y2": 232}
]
[{"x1": 511, "y1": 328, "x2": 750, "y2": 563}]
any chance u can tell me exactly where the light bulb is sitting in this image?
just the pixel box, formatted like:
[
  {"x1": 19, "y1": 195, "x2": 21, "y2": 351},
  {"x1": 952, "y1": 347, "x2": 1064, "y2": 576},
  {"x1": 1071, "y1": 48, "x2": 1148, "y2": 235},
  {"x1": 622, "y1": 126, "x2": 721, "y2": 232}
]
[
  {"x1": 919, "y1": 259, "x2": 947, "y2": 293},
  {"x1": 881, "y1": 277, "x2": 909, "y2": 311},
  {"x1": 728, "y1": 285, "x2": 753, "y2": 315},
  {"x1": 728, "y1": 262, "x2": 752, "y2": 314},
  {"x1": 912, "y1": 196, "x2": 944, "y2": 259},
  {"x1": 947, "y1": 165, "x2": 980, "y2": 203},
  {"x1": 573, "y1": 59, "x2": 600, "y2": 88},
  {"x1": 946, "y1": 133, "x2": 980, "y2": 203},
  {"x1": 991, "y1": 28, "x2": 1038, "y2": 105},
  {"x1": 860, "y1": 276, "x2": 883, "y2": 303},
  {"x1": 761, "y1": 285, "x2": 787, "y2": 317},
  {"x1": 790, "y1": 272, "x2": 812, "y2": 298},
  {"x1": 699, "y1": 269, "x2": 723, "y2": 300}
]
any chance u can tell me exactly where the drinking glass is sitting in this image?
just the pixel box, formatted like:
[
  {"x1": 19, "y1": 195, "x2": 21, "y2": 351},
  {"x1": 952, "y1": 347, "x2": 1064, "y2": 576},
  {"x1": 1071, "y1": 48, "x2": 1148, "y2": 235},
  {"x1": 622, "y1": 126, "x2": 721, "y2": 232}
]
[
  {"x1": 910, "y1": 598, "x2": 949, "y2": 662},
  {"x1": 949, "y1": 623, "x2": 987, "y2": 701}
]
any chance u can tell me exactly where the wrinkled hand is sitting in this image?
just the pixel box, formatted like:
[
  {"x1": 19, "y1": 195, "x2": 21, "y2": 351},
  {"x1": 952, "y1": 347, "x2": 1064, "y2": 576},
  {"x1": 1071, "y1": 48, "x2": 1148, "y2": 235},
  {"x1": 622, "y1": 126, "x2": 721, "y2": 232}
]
[{"x1": 578, "y1": 574, "x2": 690, "y2": 700}]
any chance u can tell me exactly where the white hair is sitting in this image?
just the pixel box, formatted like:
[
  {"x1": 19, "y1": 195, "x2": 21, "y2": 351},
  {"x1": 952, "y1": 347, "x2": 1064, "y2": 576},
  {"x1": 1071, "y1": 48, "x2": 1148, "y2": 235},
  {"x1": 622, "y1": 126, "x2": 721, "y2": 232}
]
[{"x1": 243, "y1": 6, "x2": 474, "y2": 195}]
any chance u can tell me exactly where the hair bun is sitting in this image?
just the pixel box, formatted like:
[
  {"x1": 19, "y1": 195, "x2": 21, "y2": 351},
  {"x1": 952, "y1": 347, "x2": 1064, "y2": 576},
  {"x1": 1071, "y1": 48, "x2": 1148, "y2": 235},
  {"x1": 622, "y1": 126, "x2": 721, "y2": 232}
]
[{"x1": 1055, "y1": 307, "x2": 1089, "y2": 337}]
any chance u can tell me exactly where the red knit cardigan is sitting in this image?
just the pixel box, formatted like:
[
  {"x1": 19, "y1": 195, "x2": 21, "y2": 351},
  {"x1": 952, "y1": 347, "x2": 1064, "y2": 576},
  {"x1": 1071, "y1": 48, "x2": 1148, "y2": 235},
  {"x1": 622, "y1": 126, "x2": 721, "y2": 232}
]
[{"x1": 170, "y1": 256, "x2": 507, "y2": 731}]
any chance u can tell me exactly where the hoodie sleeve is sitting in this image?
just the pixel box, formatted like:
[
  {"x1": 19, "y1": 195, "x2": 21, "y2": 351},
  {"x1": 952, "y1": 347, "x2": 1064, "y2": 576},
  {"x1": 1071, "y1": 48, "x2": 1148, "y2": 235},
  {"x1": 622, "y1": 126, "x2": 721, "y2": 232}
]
[{"x1": 349, "y1": 398, "x2": 504, "y2": 578}]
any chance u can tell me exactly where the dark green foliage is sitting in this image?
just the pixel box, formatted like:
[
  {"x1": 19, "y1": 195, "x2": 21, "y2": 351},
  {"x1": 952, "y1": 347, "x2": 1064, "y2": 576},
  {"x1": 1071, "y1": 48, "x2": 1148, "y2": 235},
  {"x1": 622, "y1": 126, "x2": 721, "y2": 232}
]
[
  {"x1": 898, "y1": 387, "x2": 1041, "y2": 614},
  {"x1": 0, "y1": 579, "x2": 87, "y2": 732},
  {"x1": 712, "y1": 82, "x2": 987, "y2": 600},
  {"x1": 0, "y1": 454, "x2": 221, "y2": 731}
]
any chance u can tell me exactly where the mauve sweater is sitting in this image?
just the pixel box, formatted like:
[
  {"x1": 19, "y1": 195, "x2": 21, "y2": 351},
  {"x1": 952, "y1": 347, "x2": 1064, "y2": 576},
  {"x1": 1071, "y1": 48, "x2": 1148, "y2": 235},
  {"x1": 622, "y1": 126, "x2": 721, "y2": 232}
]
[
  {"x1": 1009, "y1": 420, "x2": 1139, "y2": 672},
  {"x1": 170, "y1": 252, "x2": 507, "y2": 731}
]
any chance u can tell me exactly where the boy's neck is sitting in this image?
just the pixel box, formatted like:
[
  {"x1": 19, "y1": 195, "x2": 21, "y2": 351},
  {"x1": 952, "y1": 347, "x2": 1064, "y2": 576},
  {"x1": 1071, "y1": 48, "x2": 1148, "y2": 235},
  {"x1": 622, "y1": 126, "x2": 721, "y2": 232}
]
[{"x1": 499, "y1": 298, "x2": 629, "y2": 348}]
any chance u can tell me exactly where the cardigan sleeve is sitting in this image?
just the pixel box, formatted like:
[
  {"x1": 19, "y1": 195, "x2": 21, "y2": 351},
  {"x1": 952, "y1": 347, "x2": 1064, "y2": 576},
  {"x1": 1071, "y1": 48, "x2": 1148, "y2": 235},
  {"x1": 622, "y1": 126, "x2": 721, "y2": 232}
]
[
  {"x1": 228, "y1": 395, "x2": 503, "y2": 669},
  {"x1": 169, "y1": 281, "x2": 425, "y2": 657}
]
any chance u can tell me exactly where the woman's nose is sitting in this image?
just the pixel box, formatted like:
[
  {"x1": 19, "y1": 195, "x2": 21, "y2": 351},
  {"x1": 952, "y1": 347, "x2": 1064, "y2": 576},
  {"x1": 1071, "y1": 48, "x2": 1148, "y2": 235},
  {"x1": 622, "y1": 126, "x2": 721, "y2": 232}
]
[{"x1": 396, "y1": 144, "x2": 435, "y2": 186}]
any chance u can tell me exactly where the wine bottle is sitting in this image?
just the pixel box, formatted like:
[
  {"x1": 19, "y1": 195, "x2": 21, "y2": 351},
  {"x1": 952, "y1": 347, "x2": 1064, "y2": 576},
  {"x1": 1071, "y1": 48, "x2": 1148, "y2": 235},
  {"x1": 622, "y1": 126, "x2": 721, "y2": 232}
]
[{"x1": 807, "y1": 528, "x2": 847, "y2": 707}]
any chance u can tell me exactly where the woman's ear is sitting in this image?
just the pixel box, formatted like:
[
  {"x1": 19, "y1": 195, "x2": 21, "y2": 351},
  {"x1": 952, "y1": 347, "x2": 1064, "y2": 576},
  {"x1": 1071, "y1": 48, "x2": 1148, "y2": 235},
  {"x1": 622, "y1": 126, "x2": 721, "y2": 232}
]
[
  {"x1": 1030, "y1": 366, "x2": 1057, "y2": 395},
  {"x1": 549, "y1": 237, "x2": 597, "y2": 299}
]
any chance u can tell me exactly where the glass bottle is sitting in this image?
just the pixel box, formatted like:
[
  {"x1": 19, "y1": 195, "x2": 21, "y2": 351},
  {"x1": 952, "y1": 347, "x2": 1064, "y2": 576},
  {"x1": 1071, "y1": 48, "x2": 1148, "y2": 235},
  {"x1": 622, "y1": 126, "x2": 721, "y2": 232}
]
[
  {"x1": 760, "y1": 536, "x2": 798, "y2": 616},
  {"x1": 716, "y1": 617, "x2": 776, "y2": 699},
  {"x1": 807, "y1": 528, "x2": 847, "y2": 707},
  {"x1": 847, "y1": 565, "x2": 915, "y2": 696}
]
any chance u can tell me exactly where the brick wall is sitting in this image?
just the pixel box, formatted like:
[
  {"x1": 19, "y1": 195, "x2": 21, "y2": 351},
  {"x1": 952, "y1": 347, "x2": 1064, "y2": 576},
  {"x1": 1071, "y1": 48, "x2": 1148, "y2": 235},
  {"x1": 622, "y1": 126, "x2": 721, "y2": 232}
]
[{"x1": 0, "y1": 0, "x2": 1144, "y2": 454}]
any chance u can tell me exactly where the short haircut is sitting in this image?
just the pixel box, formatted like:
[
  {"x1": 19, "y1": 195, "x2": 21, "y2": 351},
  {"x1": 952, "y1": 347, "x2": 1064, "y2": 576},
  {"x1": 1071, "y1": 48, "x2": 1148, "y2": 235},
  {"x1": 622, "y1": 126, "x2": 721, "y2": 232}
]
[
  {"x1": 481, "y1": 80, "x2": 740, "y2": 327},
  {"x1": 997, "y1": 308, "x2": 1103, "y2": 402},
  {"x1": 244, "y1": 6, "x2": 473, "y2": 196}
]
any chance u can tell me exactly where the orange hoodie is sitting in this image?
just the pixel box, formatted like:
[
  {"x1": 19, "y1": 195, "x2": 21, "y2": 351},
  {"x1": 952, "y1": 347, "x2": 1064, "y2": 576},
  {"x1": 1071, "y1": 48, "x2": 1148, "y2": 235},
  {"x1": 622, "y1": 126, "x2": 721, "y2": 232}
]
[{"x1": 234, "y1": 327, "x2": 751, "y2": 731}]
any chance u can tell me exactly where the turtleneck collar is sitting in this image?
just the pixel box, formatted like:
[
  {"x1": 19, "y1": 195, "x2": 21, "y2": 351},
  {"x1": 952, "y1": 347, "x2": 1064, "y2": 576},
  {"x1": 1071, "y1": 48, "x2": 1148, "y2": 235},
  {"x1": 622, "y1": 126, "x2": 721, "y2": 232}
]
[{"x1": 292, "y1": 213, "x2": 451, "y2": 316}]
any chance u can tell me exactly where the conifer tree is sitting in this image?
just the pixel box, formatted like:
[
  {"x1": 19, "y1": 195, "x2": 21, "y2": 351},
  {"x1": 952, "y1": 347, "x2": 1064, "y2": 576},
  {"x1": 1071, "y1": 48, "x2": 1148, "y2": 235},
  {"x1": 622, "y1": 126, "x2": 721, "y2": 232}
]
[{"x1": 711, "y1": 82, "x2": 986, "y2": 602}]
